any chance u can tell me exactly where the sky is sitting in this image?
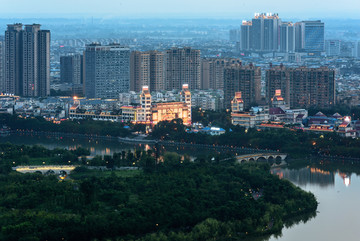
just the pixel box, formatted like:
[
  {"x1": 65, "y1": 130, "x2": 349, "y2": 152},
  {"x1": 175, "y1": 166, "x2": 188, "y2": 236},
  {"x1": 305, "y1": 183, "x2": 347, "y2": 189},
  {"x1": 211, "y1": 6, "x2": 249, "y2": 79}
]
[{"x1": 1, "y1": 0, "x2": 359, "y2": 19}]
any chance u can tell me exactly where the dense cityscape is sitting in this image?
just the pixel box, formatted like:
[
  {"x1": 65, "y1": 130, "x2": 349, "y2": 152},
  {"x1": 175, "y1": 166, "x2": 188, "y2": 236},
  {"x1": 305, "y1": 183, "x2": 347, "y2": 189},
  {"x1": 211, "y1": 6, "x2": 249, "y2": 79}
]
[{"x1": 0, "y1": 6, "x2": 360, "y2": 241}]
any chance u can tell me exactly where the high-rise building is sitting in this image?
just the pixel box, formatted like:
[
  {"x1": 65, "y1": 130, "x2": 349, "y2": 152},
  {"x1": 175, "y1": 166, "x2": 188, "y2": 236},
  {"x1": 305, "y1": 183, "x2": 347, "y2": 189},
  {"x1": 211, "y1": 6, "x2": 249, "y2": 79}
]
[
  {"x1": 263, "y1": 13, "x2": 281, "y2": 51},
  {"x1": 265, "y1": 65, "x2": 290, "y2": 105},
  {"x1": 60, "y1": 54, "x2": 83, "y2": 84},
  {"x1": 295, "y1": 21, "x2": 325, "y2": 53},
  {"x1": 148, "y1": 51, "x2": 165, "y2": 92},
  {"x1": 266, "y1": 66, "x2": 335, "y2": 108},
  {"x1": 248, "y1": 13, "x2": 281, "y2": 52},
  {"x1": 201, "y1": 58, "x2": 241, "y2": 90},
  {"x1": 240, "y1": 21, "x2": 252, "y2": 51},
  {"x1": 130, "y1": 51, "x2": 150, "y2": 92},
  {"x1": 5, "y1": 23, "x2": 50, "y2": 96},
  {"x1": 224, "y1": 63, "x2": 261, "y2": 110},
  {"x1": 280, "y1": 22, "x2": 295, "y2": 53},
  {"x1": 130, "y1": 50, "x2": 164, "y2": 92},
  {"x1": 289, "y1": 67, "x2": 335, "y2": 108},
  {"x1": 165, "y1": 47, "x2": 201, "y2": 90},
  {"x1": 251, "y1": 14, "x2": 265, "y2": 51},
  {"x1": 0, "y1": 36, "x2": 4, "y2": 93},
  {"x1": 325, "y1": 40, "x2": 341, "y2": 56},
  {"x1": 84, "y1": 43, "x2": 130, "y2": 98}
]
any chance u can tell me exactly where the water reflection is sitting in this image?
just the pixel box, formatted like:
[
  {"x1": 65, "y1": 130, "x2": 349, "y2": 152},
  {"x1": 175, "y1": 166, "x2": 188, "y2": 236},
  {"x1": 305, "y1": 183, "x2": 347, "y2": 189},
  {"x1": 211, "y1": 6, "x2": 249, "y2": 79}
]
[{"x1": 271, "y1": 167, "x2": 335, "y2": 188}]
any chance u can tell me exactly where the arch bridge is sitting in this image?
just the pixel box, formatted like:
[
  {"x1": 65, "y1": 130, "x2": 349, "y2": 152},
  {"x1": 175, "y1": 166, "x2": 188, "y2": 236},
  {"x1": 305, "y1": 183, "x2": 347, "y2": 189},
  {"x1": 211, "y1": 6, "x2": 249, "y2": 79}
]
[
  {"x1": 236, "y1": 153, "x2": 287, "y2": 165},
  {"x1": 13, "y1": 165, "x2": 76, "y2": 175}
]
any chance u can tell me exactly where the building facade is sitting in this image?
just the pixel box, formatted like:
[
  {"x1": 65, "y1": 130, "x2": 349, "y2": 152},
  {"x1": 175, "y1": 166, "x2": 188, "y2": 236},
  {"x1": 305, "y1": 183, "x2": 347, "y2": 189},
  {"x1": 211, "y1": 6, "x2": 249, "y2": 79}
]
[
  {"x1": 280, "y1": 22, "x2": 295, "y2": 53},
  {"x1": 265, "y1": 65, "x2": 290, "y2": 105},
  {"x1": 60, "y1": 54, "x2": 83, "y2": 85},
  {"x1": 295, "y1": 20, "x2": 325, "y2": 53},
  {"x1": 224, "y1": 64, "x2": 261, "y2": 110},
  {"x1": 130, "y1": 50, "x2": 164, "y2": 92},
  {"x1": 201, "y1": 58, "x2": 241, "y2": 90},
  {"x1": 164, "y1": 47, "x2": 200, "y2": 90},
  {"x1": 289, "y1": 67, "x2": 335, "y2": 108},
  {"x1": 84, "y1": 43, "x2": 130, "y2": 98},
  {"x1": 266, "y1": 66, "x2": 335, "y2": 109}
]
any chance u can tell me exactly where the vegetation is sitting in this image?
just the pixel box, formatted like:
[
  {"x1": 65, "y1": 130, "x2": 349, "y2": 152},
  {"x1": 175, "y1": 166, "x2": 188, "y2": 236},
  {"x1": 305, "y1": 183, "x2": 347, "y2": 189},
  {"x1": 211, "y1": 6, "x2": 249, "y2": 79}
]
[
  {"x1": 0, "y1": 148, "x2": 317, "y2": 240},
  {"x1": 0, "y1": 114, "x2": 131, "y2": 137},
  {"x1": 150, "y1": 118, "x2": 360, "y2": 159},
  {"x1": 308, "y1": 106, "x2": 360, "y2": 120},
  {"x1": 0, "y1": 143, "x2": 90, "y2": 171}
]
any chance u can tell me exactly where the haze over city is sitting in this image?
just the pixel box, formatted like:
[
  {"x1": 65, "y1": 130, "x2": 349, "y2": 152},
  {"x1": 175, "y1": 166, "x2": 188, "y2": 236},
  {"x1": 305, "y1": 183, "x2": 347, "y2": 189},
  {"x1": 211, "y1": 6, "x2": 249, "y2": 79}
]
[{"x1": 1, "y1": 0, "x2": 360, "y2": 18}]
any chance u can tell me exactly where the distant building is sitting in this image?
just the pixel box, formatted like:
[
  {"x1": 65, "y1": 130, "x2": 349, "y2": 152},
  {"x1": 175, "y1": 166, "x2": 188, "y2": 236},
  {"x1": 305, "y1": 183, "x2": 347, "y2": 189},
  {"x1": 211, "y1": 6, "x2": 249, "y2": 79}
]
[
  {"x1": 5, "y1": 23, "x2": 50, "y2": 96},
  {"x1": 325, "y1": 40, "x2": 341, "y2": 56},
  {"x1": 60, "y1": 54, "x2": 84, "y2": 94},
  {"x1": 84, "y1": 43, "x2": 130, "y2": 98},
  {"x1": 0, "y1": 36, "x2": 4, "y2": 93},
  {"x1": 280, "y1": 22, "x2": 295, "y2": 53},
  {"x1": 130, "y1": 50, "x2": 164, "y2": 92},
  {"x1": 130, "y1": 51, "x2": 150, "y2": 92},
  {"x1": 295, "y1": 20, "x2": 325, "y2": 53},
  {"x1": 240, "y1": 21, "x2": 252, "y2": 51},
  {"x1": 266, "y1": 65, "x2": 290, "y2": 106},
  {"x1": 266, "y1": 65, "x2": 335, "y2": 109},
  {"x1": 288, "y1": 67, "x2": 335, "y2": 108},
  {"x1": 224, "y1": 63, "x2": 261, "y2": 110},
  {"x1": 201, "y1": 58, "x2": 241, "y2": 90},
  {"x1": 164, "y1": 47, "x2": 200, "y2": 90}
]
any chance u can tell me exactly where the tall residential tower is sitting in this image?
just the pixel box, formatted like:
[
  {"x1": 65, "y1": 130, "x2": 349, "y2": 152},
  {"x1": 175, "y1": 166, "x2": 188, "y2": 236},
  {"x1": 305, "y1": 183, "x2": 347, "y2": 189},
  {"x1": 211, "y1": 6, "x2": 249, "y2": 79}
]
[{"x1": 5, "y1": 23, "x2": 50, "y2": 96}]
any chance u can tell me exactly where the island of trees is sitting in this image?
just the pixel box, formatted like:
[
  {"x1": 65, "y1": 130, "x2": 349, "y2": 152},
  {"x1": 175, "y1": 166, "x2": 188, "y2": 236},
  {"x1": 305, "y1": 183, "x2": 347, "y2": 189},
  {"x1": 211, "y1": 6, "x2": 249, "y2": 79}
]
[{"x1": 0, "y1": 143, "x2": 318, "y2": 241}]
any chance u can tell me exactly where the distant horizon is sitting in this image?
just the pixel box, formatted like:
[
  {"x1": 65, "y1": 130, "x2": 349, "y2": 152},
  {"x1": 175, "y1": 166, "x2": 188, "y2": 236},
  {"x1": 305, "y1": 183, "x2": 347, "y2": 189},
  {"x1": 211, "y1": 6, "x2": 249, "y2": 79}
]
[{"x1": 2, "y1": 0, "x2": 360, "y2": 20}]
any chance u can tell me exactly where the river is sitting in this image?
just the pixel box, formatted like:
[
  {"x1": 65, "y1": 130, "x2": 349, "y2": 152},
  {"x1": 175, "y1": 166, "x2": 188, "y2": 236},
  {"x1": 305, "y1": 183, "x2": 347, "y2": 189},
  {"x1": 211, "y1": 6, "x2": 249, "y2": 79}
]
[
  {"x1": 268, "y1": 165, "x2": 360, "y2": 241},
  {"x1": 1, "y1": 133, "x2": 360, "y2": 241}
]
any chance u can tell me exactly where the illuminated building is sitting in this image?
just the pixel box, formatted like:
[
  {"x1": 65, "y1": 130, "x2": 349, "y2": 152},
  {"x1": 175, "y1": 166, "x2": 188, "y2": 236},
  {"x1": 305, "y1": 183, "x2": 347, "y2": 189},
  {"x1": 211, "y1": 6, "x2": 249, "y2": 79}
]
[
  {"x1": 150, "y1": 84, "x2": 191, "y2": 125},
  {"x1": 151, "y1": 102, "x2": 191, "y2": 125},
  {"x1": 180, "y1": 84, "x2": 191, "y2": 123},
  {"x1": 138, "y1": 86, "x2": 152, "y2": 123},
  {"x1": 337, "y1": 118, "x2": 356, "y2": 138},
  {"x1": 231, "y1": 92, "x2": 244, "y2": 112},
  {"x1": 231, "y1": 91, "x2": 269, "y2": 128},
  {"x1": 120, "y1": 106, "x2": 138, "y2": 122}
]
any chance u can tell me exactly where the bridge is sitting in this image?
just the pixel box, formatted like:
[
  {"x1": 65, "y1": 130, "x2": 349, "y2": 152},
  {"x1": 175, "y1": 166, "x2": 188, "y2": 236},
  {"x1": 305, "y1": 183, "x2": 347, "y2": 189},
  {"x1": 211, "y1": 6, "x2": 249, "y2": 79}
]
[
  {"x1": 13, "y1": 165, "x2": 76, "y2": 175},
  {"x1": 236, "y1": 153, "x2": 287, "y2": 165}
]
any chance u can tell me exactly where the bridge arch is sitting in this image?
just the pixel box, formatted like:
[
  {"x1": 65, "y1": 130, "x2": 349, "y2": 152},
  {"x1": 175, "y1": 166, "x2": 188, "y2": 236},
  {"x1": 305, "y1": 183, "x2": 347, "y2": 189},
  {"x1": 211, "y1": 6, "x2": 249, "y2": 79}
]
[{"x1": 257, "y1": 157, "x2": 267, "y2": 162}]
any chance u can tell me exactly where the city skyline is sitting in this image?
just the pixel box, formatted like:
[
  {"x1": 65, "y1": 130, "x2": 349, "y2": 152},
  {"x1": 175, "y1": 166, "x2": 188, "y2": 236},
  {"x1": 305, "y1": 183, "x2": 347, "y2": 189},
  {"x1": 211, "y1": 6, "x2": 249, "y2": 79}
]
[{"x1": 1, "y1": 0, "x2": 360, "y2": 19}]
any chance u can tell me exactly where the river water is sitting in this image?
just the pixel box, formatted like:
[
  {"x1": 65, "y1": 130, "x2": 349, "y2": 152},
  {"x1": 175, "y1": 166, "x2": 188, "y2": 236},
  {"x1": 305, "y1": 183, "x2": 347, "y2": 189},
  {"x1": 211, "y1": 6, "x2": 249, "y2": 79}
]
[
  {"x1": 1, "y1": 133, "x2": 360, "y2": 241},
  {"x1": 268, "y1": 166, "x2": 360, "y2": 241}
]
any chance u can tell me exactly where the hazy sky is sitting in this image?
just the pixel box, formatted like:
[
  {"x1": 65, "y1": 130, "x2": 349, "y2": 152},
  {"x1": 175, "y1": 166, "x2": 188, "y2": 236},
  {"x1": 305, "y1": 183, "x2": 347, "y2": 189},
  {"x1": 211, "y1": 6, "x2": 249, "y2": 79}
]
[{"x1": 1, "y1": 0, "x2": 359, "y2": 19}]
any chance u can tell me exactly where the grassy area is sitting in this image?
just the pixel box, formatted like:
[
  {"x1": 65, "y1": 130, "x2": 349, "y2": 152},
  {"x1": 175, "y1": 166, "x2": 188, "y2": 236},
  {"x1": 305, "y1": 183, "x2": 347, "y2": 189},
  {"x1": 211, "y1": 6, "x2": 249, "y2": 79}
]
[{"x1": 70, "y1": 168, "x2": 142, "y2": 179}]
